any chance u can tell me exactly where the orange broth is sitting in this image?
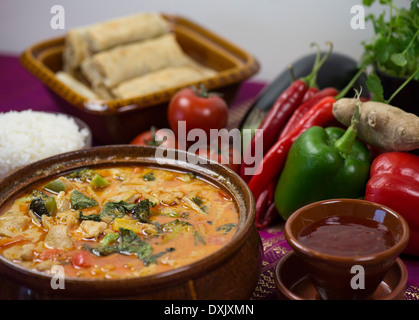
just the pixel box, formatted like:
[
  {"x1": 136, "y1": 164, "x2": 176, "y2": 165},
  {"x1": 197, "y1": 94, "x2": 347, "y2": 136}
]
[{"x1": 0, "y1": 166, "x2": 239, "y2": 279}]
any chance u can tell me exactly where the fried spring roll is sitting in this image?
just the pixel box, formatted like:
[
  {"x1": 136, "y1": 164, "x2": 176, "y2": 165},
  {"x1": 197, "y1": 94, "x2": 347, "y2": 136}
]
[
  {"x1": 81, "y1": 34, "x2": 190, "y2": 88},
  {"x1": 112, "y1": 66, "x2": 216, "y2": 99},
  {"x1": 62, "y1": 12, "x2": 170, "y2": 74},
  {"x1": 55, "y1": 71, "x2": 99, "y2": 100}
]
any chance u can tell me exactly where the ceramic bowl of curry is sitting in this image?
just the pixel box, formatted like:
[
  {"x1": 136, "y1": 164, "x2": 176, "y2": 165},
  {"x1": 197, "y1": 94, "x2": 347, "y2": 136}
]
[
  {"x1": 0, "y1": 145, "x2": 262, "y2": 299},
  {"x1": 284, "y1": 198, "x2": 409, "y2": 300}
]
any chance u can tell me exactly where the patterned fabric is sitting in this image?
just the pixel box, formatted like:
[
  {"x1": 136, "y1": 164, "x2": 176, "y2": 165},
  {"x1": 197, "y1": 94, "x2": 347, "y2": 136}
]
[{"x1": 251, "y1": 226, "x2": 290, "y2": 300}]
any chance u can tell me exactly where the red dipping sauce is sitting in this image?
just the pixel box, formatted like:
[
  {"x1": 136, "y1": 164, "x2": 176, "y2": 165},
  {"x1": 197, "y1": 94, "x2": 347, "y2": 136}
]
[{"x1": 298, "y1": 215, "x2": 396, "y2": 256}]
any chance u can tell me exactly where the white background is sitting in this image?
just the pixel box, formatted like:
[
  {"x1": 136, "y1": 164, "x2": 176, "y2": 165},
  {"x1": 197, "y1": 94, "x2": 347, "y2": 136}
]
[{"x1": 0, "y1": 0, "x2": 410, "y2": 82}]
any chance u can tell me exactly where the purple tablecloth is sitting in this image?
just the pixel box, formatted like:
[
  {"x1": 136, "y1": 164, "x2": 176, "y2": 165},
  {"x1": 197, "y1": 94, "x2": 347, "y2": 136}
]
[{"x1": 1, "y1": 54, "x2": 419, "y2": 300}]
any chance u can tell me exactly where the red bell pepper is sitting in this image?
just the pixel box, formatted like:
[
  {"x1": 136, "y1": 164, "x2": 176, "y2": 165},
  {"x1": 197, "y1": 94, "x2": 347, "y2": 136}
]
[{"x1": 364, "y1": 152, "x2": 419, "y2": 256}]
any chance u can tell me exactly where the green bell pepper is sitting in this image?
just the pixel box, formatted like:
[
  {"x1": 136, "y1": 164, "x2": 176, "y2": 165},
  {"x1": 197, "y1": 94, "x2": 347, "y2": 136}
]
[{"x1": 274, "y1": 100, "x2": 371, "y2": 220}]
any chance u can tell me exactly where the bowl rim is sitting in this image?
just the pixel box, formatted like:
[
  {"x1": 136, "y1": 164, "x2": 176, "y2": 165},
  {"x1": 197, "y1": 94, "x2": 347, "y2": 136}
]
[
  {"x1": 284, "y1": 198, "x2": 410, "y2": 264},
  {"x1": 0, "y1": 145, "x2": 257, "y2": 294}
]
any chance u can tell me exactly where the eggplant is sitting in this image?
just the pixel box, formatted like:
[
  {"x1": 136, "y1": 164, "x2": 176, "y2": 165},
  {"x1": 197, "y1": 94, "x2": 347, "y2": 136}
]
[{"x1": 239, "y1": 52, "x2": 368, "y2": 132}]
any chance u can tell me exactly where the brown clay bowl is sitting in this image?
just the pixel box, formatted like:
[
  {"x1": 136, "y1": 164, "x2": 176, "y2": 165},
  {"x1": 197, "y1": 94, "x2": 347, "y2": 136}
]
[
  {"x1": 0, "y1": 145, "x2": 262, "y2": 299},
  {"x1": 284, "y1": 199, "x2": 410, "y2": 300}
]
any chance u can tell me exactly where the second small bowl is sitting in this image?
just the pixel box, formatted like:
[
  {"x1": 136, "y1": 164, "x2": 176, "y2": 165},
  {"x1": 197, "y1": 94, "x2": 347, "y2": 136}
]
[{"x1": 284, "y1": 199, "x2": 410, "y2": 300}]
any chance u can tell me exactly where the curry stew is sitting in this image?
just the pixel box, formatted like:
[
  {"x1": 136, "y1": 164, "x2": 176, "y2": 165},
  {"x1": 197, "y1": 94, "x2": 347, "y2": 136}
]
[{"x1": 0, "y1": 166, "x2": 239, "y2": 279}]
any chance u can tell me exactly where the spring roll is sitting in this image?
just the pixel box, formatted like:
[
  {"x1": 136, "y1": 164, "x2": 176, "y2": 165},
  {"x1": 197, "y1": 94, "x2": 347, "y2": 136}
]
[
  {"x1": 111, "y1": 66, "x2": 216, "y2": 99},
  {"x1": 62, "y1": 27, "x2": 90, "y2": 75},
  {"x1": 62, "y1": 12, "x2": 170, "y2": 74},
  {"x1": 84, "y1": 12, "x2": 170, "y2": 53},
  {"x1": 81, "y1": 34, "x2": 190, "y2": 88},
  {"x1": 55, "y1": 71, "x2": 99, "y2": 100}
]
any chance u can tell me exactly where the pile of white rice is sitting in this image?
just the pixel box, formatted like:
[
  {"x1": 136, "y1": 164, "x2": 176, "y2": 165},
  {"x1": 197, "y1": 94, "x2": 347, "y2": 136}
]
[{"x1": 0, "y1": 110, "x2": 90, "y2": 179}]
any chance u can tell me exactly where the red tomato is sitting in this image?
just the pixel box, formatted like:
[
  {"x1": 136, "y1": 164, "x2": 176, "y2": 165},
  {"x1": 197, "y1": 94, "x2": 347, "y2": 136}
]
[
  {"x1": 167, "y1": 85, "x2": 229, "y2": 138},
  {"x1": 38, "y1": 249, "x2": 63, "y2": 261},
  {"x1": 130, "y1": 127, "x2": 177, "y2": 149},
  {"x1": 71, "y1": 251, "x2": 92, "y2": 269}
]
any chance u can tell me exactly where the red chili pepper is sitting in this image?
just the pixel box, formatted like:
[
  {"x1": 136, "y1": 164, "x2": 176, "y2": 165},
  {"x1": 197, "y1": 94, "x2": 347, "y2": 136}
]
[
  {"x1": 255, "y1": 187, "x2": 270, "y2": 229},
  {"x1": 364, "y1": 152, "x2": 419, "y2": 256},
  {"x1": 257, "y1": 202, "x2": 279, "y2": 230},
  {"x1": 279, "y1": 87, "x2": 339, "y2": 139},
  {"x1": 254, "y1": 177, "x2": 278, "y2": 229},
  {"x1": 240, "y1": 79, "x2": 307, "y2": 182},
  {"x1": 248, "y1": 96, "x2": 337, "y2": 201},
  {"x1": 240, "y1": 42, "x2": 334, "y2": 183},
  {"x1": 302, "y1": 87, "x2": 319, "y2": 102}
]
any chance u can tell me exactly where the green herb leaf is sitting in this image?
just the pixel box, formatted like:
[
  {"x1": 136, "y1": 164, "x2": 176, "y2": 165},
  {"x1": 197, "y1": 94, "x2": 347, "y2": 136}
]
[
  {"x1": 143, "y1": 247, "x2": 175, "y2": 266},
  {"x1": 366, "y1": 73, "x2": 385, "y2": 102},
  {"x1": 79, "y1": 211, "x2": 102, "y2": 221},
  {"x1": 363, "y1": 0, "x2": 375, "y2": 6},
  {"x1": 411, "y1": 0, "x2": 419, "y2": 16},
  {"x1": 143, "y1": 172, "x2": 155, "y2": 181},
  {"x1": 194, "y1": 230, "x2": 206, "y2": 246},
  {"x1": 192, "y1": 197, "x2": 204, "y2": 207},
  {"x1": 161, "y1": 219, "x2": 192, "y2": 243},
  {"x1": 361, "y1": 1, "x2": 419, "y2": 79},
  {"x1": 391, "y1": 52, "x2": 408, "y2": 66},
  {"x1": 70, "y1": 189, "x2": 98, "y2": 210},
  {"x1": 132, "y1": 199, "x2": 155, "y2": 223},
  {"x1": 216, "y1": 223, "x2": 238, "y2": 235},
  {"x1": 100, "y1": 201, "x2": 134, "y2": 220},
  {"x1": 117, "y1": 228, "x2": 153, "y2": 260},
  {"x1": 191, "y1": 196, "x2": 208, "y2": 213},
  {"x1": 90, "y1": 228, "x2": 154, "y2": 263}
]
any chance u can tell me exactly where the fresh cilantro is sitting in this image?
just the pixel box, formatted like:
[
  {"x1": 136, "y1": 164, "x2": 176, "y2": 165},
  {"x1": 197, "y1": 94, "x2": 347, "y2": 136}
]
[
  {"x1": 365, "y1": 73, "x2": 385, "y2": 102},
  {"x1": 361, "y1": 0, "x2": 419, "y2": 82}
]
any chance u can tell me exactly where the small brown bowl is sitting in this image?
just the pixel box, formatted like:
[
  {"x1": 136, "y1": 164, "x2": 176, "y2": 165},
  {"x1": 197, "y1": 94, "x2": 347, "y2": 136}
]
[
  {"x1": 19, "y1": 14, "x2": 259, "y2": 144},
  {"x1": 0, "y1": 145, "x2": 262, "y2": 299},
  {"x1": 284, "y1": 199, "x2": 410, "y2": 300}
]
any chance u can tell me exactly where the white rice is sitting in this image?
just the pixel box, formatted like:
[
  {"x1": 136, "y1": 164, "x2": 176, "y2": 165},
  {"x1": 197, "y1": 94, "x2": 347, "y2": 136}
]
[{"x1": 0, "y1": 110, "x2": 90, "y2": 179}]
